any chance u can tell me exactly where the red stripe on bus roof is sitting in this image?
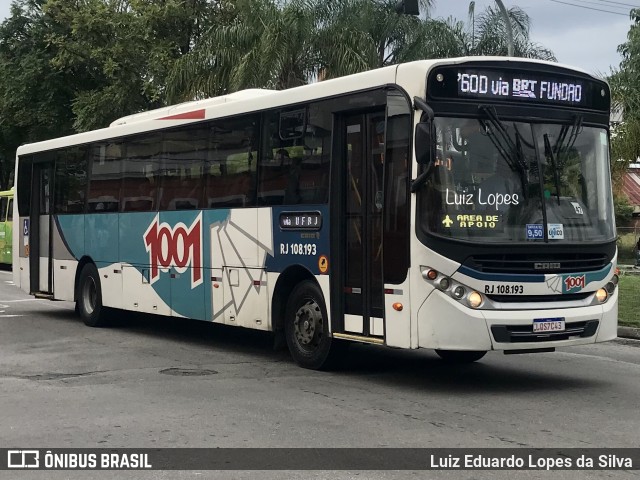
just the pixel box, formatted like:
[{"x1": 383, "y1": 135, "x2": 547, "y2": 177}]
[{"x1": 158, "y1": 109, "x2": 206, "y2": 120}]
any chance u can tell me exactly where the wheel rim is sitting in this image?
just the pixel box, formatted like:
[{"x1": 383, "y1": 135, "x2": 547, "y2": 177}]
[
  {"x1": 293, "y1": 298, "x2": 324, "y2": 352},
  {"x1": 82, "y1": 276, "x2": 97, "y2": 315}
]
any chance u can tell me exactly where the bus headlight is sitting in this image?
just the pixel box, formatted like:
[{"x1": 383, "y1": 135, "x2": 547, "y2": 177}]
[
  {"x1": 438, "y1": 277, "x2": 451, "y2": 290},
  {"x1": 467, "y1": 291, "x2": 483, "y2": 309},
  {"x1": 595, "y1": 288, "x2": 608, "y2": 303},
  {"x1": 422, "y1": 266, "x2": 483, "y2": 309},
  {"x1": 605, "y1": 281, "x2": 616, "y2": 294},
  {"x1": 452, "y1": 285, "x2": 466, "y2": 299},
  {"x1": 423, "y1": 268, "x2": 438, "y2": 280}
]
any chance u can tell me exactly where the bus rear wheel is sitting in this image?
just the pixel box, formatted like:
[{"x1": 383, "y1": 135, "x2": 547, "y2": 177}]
[
  {"x1": 285, "y1": 280, "x2": 335, "y2": 370},
  {"x1": 435, "y1": 350, "x2": 487, "y2": 364},
  {"x1": 77, "y1": 263, "x2": 108, "y2": 327}
]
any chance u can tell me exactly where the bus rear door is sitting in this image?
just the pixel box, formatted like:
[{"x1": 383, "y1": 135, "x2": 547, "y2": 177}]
[{"x1": 29, "y1": 160, "x2": 54, "y2": 294}]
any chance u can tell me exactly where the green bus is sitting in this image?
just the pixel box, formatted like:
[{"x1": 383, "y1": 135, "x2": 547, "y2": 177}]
[{"x1": 0, "y1": 187, "x2": 14, "y2": 265}]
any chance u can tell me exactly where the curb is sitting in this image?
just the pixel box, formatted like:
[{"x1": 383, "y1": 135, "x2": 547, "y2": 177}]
[{"x1": 618, "y1": 326, "x2": 640, "y2": 340}]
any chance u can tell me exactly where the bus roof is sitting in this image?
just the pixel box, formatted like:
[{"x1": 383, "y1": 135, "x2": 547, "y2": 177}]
[{"x1": 16, "y1": 57, "x2": 600, "y2": 157}]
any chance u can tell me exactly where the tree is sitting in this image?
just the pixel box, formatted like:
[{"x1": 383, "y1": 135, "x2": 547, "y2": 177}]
[
  {"x1": 45, "y1": 0, "x2": 219, "y2": 131},
  {"x1": 611, "y1": 9, "x2": 640, "y2": 165},
  {"x1": 168, "y1": 0, "x2": 321, "y2": 100},
  {"x1": 167, "y1": 0, "x2": 435, "y2": 101},
  {"x1": 609, "y1": 8, "x2": 640, "y2": 215},
  {"x1": 469, "y1": 5, "x2": 555, "y2": 60},
  {"x1": 0, "y1": 0, "x2": 76, "y2": 189},
  {"x1": 166, "y1": 0, "x2": 556, "y2": 102}
]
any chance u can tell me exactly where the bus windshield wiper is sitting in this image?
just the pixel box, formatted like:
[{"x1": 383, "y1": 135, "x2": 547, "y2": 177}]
[
  {"x1": 544, "y1": 133, "x2": 562, "y2": 205},
  {"x1": 554, "y1": 115, "x2": 583, "y2": 162},
  {"x1": 477, "y1": 105, "x2": 529, "y2": 197}
]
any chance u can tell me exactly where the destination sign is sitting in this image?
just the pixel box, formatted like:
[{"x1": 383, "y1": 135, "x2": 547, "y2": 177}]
[
  {"x1": 427, "y1": 65, "x2": 609, "y2": 111},
  {"x1": 279, "y1": 211, "x2": 322, "y2": 231}
]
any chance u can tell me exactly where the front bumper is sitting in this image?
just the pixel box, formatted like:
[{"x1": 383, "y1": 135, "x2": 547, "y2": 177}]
[{"x1": 416, "y1": 288, "x2": 618, "y2": 351}]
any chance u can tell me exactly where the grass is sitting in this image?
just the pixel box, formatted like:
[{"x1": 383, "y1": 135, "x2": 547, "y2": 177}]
[
  {"x1": 617, "y1": 232, "x2": 638, "y2": 265},
  {"x1": 618, "y1": 274, "x2": 640, "y2": 328}
]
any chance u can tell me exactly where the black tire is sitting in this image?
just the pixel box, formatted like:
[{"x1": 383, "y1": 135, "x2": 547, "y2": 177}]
[
  {"x1": 285, "y1": 280, "x2": 335, "y2": 370},
  {"x1": 435, "y1": 349, "x2": 487, "y2": 364},
  {"x1": 76, "y1": 263, "x2": 108, "y2": 327}
]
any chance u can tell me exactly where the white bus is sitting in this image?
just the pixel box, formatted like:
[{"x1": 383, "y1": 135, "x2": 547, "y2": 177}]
[{"x1": 13, "y1": 57, "x2": 618, "y2": 369}]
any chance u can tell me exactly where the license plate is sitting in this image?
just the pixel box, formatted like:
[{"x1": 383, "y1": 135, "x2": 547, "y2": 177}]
[{"x1": 533, "y1": 317, "x2": 565, "y2": 333}]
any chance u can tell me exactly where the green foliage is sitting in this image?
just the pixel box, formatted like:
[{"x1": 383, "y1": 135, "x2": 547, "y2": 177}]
[
  {"x1": 0, "y1": 0, "x2": 557, "y2": 184},
  {"x1": 44, "y1": 0, "x2": 218, "y2": 130},
  {"x1": 614, "y1": 194, "x2": 635, "y2": 227},
  {"x1": 0, "y1": 0, "x2": 218, "y2": 185},
  {"x1": 618, "y1": 274, "x2": 640, "y2": 327},
  {"x1": 0, "y1": 0, "x2": 76, "y2": 189},
  {"x1": 609, "y1": 9, "x2": 640, "y2": 195},
  {"x1": 616, "y1": 9, "x2": 640, "y2": 120},
  {"x1": 167, "y1": 0, "x2": 555, "y2": 101}
]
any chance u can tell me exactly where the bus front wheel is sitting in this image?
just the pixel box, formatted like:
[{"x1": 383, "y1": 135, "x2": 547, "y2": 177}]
[
  {"x1": 435, "y1": 350, "x2": 487, "y2": 364},
  {"x1": 77, "y1": 263, "x2": 108, "y2": 327},
  {"x1": 285, "y1": 280, "x2": 334, "y2": 370}
]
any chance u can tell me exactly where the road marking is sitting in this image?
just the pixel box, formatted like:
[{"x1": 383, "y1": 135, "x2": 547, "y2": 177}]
[
  {"x1": 0, "y1": 315, "x2": 23, "y2": 318},
  {"x1": 0, "y1": 299, "x2": 41, "y2": 303}
]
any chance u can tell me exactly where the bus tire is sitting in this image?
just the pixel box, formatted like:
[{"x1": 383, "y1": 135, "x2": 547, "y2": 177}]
[
  {"x1": 285, "y1": 280, "x2": 334, "y2": 370},
  {"x1": 77, "y1": 263, "x2": 108, "y2": 327},
  {"x1": 435, "y1": 350, "x2": 486, "y2": 363}
]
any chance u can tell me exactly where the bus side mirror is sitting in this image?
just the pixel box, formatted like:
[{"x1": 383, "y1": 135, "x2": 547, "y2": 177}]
[{"x1": 415, "y1": 122, "x2": 434, "y2": 165}]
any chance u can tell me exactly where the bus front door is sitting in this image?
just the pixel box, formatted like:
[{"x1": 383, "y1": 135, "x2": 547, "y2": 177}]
[
  {"x1": 336, "y1": 112, "x2": 386, "y2": 340},
  {"x1": 29, "y1": 162, "x2": 54, "y2": 294}
]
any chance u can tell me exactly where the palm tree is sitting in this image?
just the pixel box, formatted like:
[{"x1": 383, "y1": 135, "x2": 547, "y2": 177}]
[
  {"x1": 315, "y1": 0, "x2": 434, "y2": 77},
  {"x1": 470, "y1": 5, "x2": 555, "y2": 60},
  {"x1": 167, "y1": 0, "x2": 434, "y2": 100},
  {"x1": 167, "y1": 0, "x2": 319, "y2": 101},
  {"x1": 166, "y1": 0, "x2": 553, "y2": 101}
]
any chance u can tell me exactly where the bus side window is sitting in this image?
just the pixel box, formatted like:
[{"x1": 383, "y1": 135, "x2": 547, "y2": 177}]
[
  {"x1": 121, "y1": 134, "x2": 162, "y2": 212},
  {"x1": 257, "y1": 103, "x2": 331, "y2": 206},
  {"x1": 207, "y1": 115, "x2": 258, "y2": 208},
  {"x1": 159, "y1": 126, "x2": 206, "y2": 211},
  {"x1": 88, "y1": 143, "x2": 122, "y2": 213},
  {"x1": 54, "y1": 146, "x2": 88, "y2": 214},
  {"x1": 7, "y1": 199, "x2": 12, "y2": 220}
]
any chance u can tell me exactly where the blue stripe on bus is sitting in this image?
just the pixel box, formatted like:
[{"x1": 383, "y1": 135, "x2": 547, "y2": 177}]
[
  {"x1": 457, "y1": 263, "x2": 613, "y2": 286},
  {"x1": 457, "y1": 265, "x2": 546, "y2": 283}
]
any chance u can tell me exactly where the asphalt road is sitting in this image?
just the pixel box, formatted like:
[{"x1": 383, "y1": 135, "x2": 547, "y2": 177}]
[{"x1": 0, "y1": 267, "x2": 639, "y2": 480}]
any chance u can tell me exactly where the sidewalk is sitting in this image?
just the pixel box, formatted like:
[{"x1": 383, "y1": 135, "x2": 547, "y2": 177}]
[{"x1": 619, "y1": 325, "x2": 640, "y2": 340}]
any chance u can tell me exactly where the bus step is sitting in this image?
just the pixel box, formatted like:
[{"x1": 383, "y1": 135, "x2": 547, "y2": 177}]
[
  {"x1": 33, "y1": 293, "x2": 54, "y2": 300},
  {"x1": 333, "y1": 333, "x2": 385, "y2": 345}
]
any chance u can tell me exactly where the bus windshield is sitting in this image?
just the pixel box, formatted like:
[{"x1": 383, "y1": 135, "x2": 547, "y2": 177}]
[{"x1": 419, "y1": 116, "x2": 615, "y2": 243}]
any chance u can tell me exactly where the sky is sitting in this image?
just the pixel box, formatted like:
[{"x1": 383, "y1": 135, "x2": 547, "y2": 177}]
[
  {"x1": 431, "y1": 0, "x2": 635, "y2": 76},
  {"x1": 0, "y1": 0, "x2": 634, "y2": 75}
]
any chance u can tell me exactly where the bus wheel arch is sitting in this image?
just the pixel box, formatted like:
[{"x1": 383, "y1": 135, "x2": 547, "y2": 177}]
[{"x1": 271, "y1": 266, "x2": 316, "y2": 335}]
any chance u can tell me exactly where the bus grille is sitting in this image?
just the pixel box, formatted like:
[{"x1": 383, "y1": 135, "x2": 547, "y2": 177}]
[
  {"x1": 491, "y1": 320, "x2": 599, "y2": 343},
  {"x1": 485, "y1": 292, "x2": 592, "y2": 303},
  {"x1": 466, "y1": 253, "x2": 609, "y2": 274}
]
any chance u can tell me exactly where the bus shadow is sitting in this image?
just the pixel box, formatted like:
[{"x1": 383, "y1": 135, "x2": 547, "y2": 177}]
[
  {"x1": 29, "y1": 306, "x2": 608, "y2": 393},
  {"x1": 111, "y1": 309, "x2": 291, "y2": 362},
  {"x1": 335, "y1": 343, "x2": 608, "y2": 394}
]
